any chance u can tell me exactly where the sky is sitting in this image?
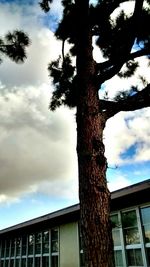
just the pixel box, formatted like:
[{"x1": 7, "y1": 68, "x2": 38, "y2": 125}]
[{"x1": 0, "y1": 0, "x2": 150, "y2": 230}]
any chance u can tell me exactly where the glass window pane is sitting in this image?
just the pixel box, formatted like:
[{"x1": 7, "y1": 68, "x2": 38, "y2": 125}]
[
  {"x1": 11, "y1": 239, "x2": 16, "y2": 257},
  {"x1": 114, "y1": 250, "x2": 123, "y2": 267},
  {"x1": 111, "y1": 214, "x2": 120, "y2": 228},
  {"x1": 6, "y1": 240, "x2": 10, "y2": 257},
  {"x1": 42, "y1": 256, "x2": 49, "y2": 267},
  {"x1": 146, "y1": 248, "x2": 150, "y2": 266},
  {"x1": 35, "y1": 257, "x2": 41, "y2": 267},
  {"x1": 1, "y1": 241, "x2": 5, "y2": 258},
  {"x1": 5, "y1": 260, "x2": 9, "y2": 267},
  {"x1": 16, "y1": 259, "x2": 20, "y2": 267},
  {"x1": 28, "y1": 235, "x2": 34, "y2": 255},
  {"x1": 51, "y1": 256, "x2": 58, "y2": 267},
  {"x1": 127, "y1": 249, "x2": 143, "y2": 266},
  {"x1": 22, "y1": 236, "x2": 27, "y2": 256},
  {"x1": 16, "y1": 238, "x2": 21, "y2": 256},
  {"x1": 122, "y1": 210, "x2": 138, "y2": 228},
  {"x1": 27, "y1": 258, "x2": 33, "y2": 267},
  {"x1": 21, "y1": 258, "x2": 26, "y2": 267},
  {"x1": 124, "y1": 227, "x2": 140, "y2": 245},
  {"x1": 35, "y1": 233, "x2": 42, "y2": 254},
  {"x1": 141, "y1": 207, "x2": 150, "y2": 244},
  {"x1": 112, "y1": 230, "x2": 121, "y2": 246},
  {"x1": 51, "y1": 229, "x2": 58, "y2": 253},
  {"x1": 10, "y1": 259, "x2": 14, "y2": 267},
  {"x1": 43, "y1": 231, "x2": 49, "y2": 254},
  {"x1": 141, "y1": 206, "x2": 150, "y2": 224}
]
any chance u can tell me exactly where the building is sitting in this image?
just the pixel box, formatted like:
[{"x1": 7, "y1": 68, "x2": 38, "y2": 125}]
[{"x1": 0, "y1": 179, "x2": 150, "y2": 267}]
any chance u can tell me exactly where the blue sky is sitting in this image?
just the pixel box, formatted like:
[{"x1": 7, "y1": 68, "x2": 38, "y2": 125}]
[{"x1": 0, "y1": 0, "x2": 150, "y2": 230}]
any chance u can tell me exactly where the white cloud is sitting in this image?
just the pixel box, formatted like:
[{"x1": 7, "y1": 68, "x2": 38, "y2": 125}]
[
  {"x1": 0, "y1": 84, "x2": 77, "y2": 203},
  {"x1": 108, "y1": 175, "x2": 132, "y2": 192}
]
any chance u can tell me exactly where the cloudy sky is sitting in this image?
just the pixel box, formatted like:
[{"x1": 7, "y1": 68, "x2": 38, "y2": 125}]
[{"x1": 0, "y1": 0, "x2": 150, "y2": 229}]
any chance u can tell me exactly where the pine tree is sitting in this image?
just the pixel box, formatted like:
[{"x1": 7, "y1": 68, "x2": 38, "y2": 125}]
[
  {"x1": 0, "y1": 30, "x2": 30, "y2": 64},
  {"x1": 40, "y1": 0, "x2": 150, "y2": 266}
]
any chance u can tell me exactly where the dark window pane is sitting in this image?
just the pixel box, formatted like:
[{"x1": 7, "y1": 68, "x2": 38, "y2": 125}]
[
  {"x1": 43, "y1": 231, "x2": 49, "y2": 254},
  {"x1": 10, "y1": 259, "x2": 14, "y2": 267},
  {"x1": 6, "y1": 240, "x2": 10, "y2": 257},
  {"x1": 127, "y1": 249, "x2": 143, "y2": 266},
  {"x1": 146, "y1": 248, "x2": 150, "y2": 266},
  {"x1": 28, "y1": 235, "x2": 34, "y2": 255},
  {"x1": 16, "y1": 238, "x2": 21, "y2": 256},
  {"x1": 122, "y1": 210, "x2": 138, "y2": 228},
  {"x1": 42, "y1": 257, "x2": 49, "y2": 267},
  {"x1": 51, "y1": 256, "x2": 58, "y2": 267},
  {"x1": 11, "y1": 240, "x2": 16, "y2": 257},
  {"x1": 51, "y1": 229, "x2": 58, "y2": 253},
  {"x1": 5, "y1": 260, "x2": 9, "y2": 267},
  {"x1": 16, "y1": 259, "x2": 20, "y2": 267},
  {"x1": 22, "y1": 236, "x2": 27, "y2": 256},
  {"x1": 27, "y1": 258, "x2": 33, "y2": 267},
  {"x1": 21, "y1": 258, "x2": 26, "y2": 267},
  {"x1": 35, "y1": 257, "x2": 41, "y2": 267}
]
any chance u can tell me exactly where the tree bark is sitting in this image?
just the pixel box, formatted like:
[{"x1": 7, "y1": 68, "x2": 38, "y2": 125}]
[{"x1": 77, "y1": 88, "x2": 115, "y2": 267}]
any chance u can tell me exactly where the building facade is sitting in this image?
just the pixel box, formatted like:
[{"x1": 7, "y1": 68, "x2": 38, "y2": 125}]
[{"x1": 0, "y1": 179, "x2": 150, "y2": 267}]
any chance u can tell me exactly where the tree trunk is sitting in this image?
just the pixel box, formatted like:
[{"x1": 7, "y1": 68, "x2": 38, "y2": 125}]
[
  {"x1": 75, "y1": 1, "x2": 115, "y2": 266},
  {"x1": 76, "y1": 85, "x2": 115, "y2": 267}
]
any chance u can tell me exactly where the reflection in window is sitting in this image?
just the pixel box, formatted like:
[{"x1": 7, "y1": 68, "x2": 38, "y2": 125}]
[
  {"x1": 51, "y1": 229, "x2": 59, "y2": 267},
  {"x1": 16, "y1": 238, "x2": 21, "y2": 256},
  {"x1": 141, "y1": 206, "x2": 150, "y2": 243},
  {"x1": 35, "y1": 232, "x2": 42, "y2": 254},
  {"x1": 122, "y1": 210, "x2": 140, "y2": 245},
  {"x1": 127, "y1": 249, "x2": 143, "y2": 266},
  {"x1": 28, "y1": 234, "x2": 34, "y2": 255},
  {"x1": 51, "y1": 229, "x2": 58, "y2": 253},
  {"x1": 114, "y1": 250, "x2": 123, "y2": 267},
  {"x1": 43, "y1": 231, "x2": 49, "y2": 254},
  {"x1": 111, "y1": 214, "x2": 121, "y2": 246}
]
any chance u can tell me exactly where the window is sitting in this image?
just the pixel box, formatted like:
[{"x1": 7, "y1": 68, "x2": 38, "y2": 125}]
[
  {"x1": 28, "y1": 234, "x2": 34, "y2": 255},
  {"x1": 21, "y1": 258, "x2": 26, "y2": 267},
  {"x1": 111, "y1": 214, "x2": 121, "y2": 246},
  {"x1": 16, "y1": 238, "x2": 21, "y2": 257},
  {"x1": 11, "y1": 239, "x2": 16, "y2": 257},
  {"x1": 42, "y1": 256, "x2": 49, "y2": 267},
  {"x1": 27, "y1": 257, "x2": 33, "y2": 267},
  {"x1": 127, "y1": 248, "x2": 143, "y2": 266},
  {"x1": 114, "y1": 250, "x2": 124, "y2": 267},
  {"x1": 16, "y1": 258, "x2": 20, "y2": 267},
  {"x1": 141, "y1": 206, "x2": 150, "y2": 243},
  {"x1": 35, "y1": 233, "x2": 42, "y2": 255},
  {"x1": 1, "y1": 241, "x2": 5, "y2": 258},
  {"x1": 122, "y1": 210, "x2": 140, "y2": 245},
  {"x1": 51, "y1": 229, "x2": 59, "y2": 267},
  {"x1": 22, "y1": 236, "x2": 27, "y2": 256},
  {"x1": 43, "y1": 231, "x2": 49, "y2": 254},
  {"x1": 35, "y1": 257, "x2": 41, "y2": 267},
  {"x1": 6, "y1": 240, "x2": 10, "y2": 257}
]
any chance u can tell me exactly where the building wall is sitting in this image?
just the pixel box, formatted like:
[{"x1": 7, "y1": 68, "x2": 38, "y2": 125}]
[{"x1": 60, "y1": 222, "x2": 80, "y2": 267}]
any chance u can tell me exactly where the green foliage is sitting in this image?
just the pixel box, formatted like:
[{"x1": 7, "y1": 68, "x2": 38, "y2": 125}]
[
  {"x1": 0, "y1": 30, "x2": 30, "y2": 63},
  {"x1": 41, "y1": 0, "x2": 150, "y2": 110},
  {"x1": 39, "y1": 0, "x2": 53, "y2": 12}
]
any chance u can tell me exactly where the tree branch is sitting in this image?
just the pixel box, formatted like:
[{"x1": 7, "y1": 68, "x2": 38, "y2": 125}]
[{"x1": 100, "y1": 84, "x2": 150, "y2": 119}]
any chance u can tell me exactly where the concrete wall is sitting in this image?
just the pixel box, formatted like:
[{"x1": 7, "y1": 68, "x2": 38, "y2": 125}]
[{"x1": 59, "y1": 221, "x2": 80, "y2": 267}]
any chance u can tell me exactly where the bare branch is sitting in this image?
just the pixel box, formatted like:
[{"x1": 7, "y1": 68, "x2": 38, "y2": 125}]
[{"x1": 100, "y1": 84, "x2": 150, "y2": 119}]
